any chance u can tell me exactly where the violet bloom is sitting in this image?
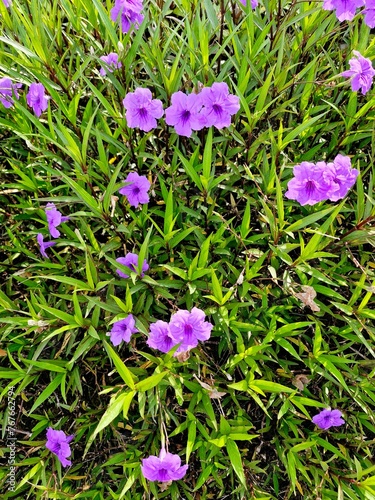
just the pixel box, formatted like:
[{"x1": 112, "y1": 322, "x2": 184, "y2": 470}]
[
  {"x1": 123, "y1": 88, "x2": 164, "y2": 132},
  {"x1": 37, "y1": 233, "x2": 56, "y2": 259},
  {"x1": 107, "y1": 314, "x2": 138, "y2": 346},
  {"x1": 99, "y1": 52, "x2": 122, "y2": 76},
  {"x1": 341, "y1": 51, "x2": 375, "y2": 95},
  {"x1": 169, "y1": 307, "x2": 213, "y2": 353},
  {"x1": 200, "y1": 82, "x2": 240, "y2": 129},
  {"x1": 322, "y1": 0, "x2": 364, "y2": 20},
  {"x1": 239, "y1": 0, "x2": 258, "y2": 8},
  {"x1": 0, "y1": 77, "x2": 22, "y2": 109},
  {"x1": 165, "y1": 91, "x2": 206, "y2": 137},
  {"x1": 285, "y1": 161, "x2": 329, "y2": 206},
  {"x1": 119, "y1": 172, "x2": 150, "y2": 207},
  {"x1": 312, "y1": 409, "x2": 345, "y2": 430},
  {"x1": 110, "y1": 0, "x2": 144, "y2": 34},
  {"x1": 323, "y1": 154, "x2": 359, "y2": 201},
  {"x1": 116, "y1": 252, "x2": 149, "y2": 278},
  {"x1": 2, "y1": 0, "x2": 11, "y2": 6},
  {"x1": 363, "y1": 0, "x2": 375, "y2": 27},
  {"x1": 147, "y1": 320, "x2": 178, "y2": 353},
  {"x1": 45, "y1": 203, "x2": 69, "y2": 238},
  {"x1": 141, "y1": 448, "x2": 188, "y2": 482},
  {"x1": 26, "y1": 82, "x2": 50, "y2": 117},
  {"x1": 46, "y1": 428, "x2": 74, "y2": 467}
]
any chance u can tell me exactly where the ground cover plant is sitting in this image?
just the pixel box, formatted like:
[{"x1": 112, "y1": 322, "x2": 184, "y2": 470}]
[{"x1": 1, "y1": 0, "x2": 375, "y2": 498}]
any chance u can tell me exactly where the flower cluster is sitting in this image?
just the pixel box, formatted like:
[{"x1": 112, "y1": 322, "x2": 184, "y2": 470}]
[
  {"x1": 147, "y1": 307, "x2": 213, "y2": 355},
  {"x1": 37, "y1": 203, "x2": 69, "y2": 258},
  {"x1": 110, "y1": 0, "x2": 144, "y2": 34},
  {"x1": 123, "y1": 82, "x2": 240, "y2": 135},
  {"x1": 285, "y1": 154, "x2": 359, "y2": 206},
  {"x1": 341, "y1": 51, "x2": 375, "y2": 95}
]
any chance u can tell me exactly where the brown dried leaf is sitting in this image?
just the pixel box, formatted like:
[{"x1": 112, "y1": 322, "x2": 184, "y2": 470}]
[{"x1": 295, "y1": 285, "x2": 320, "y2": 312}]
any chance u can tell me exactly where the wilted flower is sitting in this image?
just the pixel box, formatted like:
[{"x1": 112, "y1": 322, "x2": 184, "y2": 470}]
[
  {"x1": 363, "y1": 0, "x2": 375, "y2": 28},
  {"x1": 46, "y1": 428, "x2": 74, "y2": 467},
  {"x1": 116, "y1": 253, "x2": 149, "y2": 278},
  {"x1": 165, "y1": 91, "x2": 206, "y2": 137},
  {"x1": 141, "y1": 448, "x2": 188, "y2": 482},
  {"x1": 322, "y1": 154, "x2": 359, "y2": 201},
  {"x1": 26, "y1": 82, "x2": 50, "y2": 117},
  {"x1": 169, "y1": 307, "x2": 213, "y2": 353},
  {"x1": 341, "y1": 51, "x2": 375, "y2": 95},
  {"x1": 200, "y1": 82, "x2": 240, "y2": 129},
  {"x1": 285, "y1": 162, "x2": 328, "y2": 206},
  {"x1": 322, "y1": 0, "x2": 364, "y2": 21},
  {"x1": 146, "y1": 320, "x2": 178, "y2": 353},
  {"x1": 119, "y1": 172, "x2": 150, "y2": 207},
  {"x1": 45, "y1": 203, "x2": 70, "y2": 238},
  {"x1": 99, "y1": 52, "x2": 122, "y2": 76},
  {"x1": 0, "y1": 77, "x2": 22, "y2": 108},
  {"x1": 312, "y1": 409, "x2": 345, "y2": 430},
  {"x1": 107, "y1": 314, "x2": 138, "y2": 346},
  {"x1": 37, "y1": 233, "x2": 56, "y2": 259},
  {"x1": 123, "y1": 88, "x2": 164, "y2": 132}
]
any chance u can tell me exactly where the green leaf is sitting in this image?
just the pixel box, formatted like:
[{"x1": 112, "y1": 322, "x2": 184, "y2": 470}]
[
  {"x1": 104, "y1": 341, "x2": 136, "y2": 390},
  {"x1": 226, "y1": 438, "x2": 247, "y2": 488}
]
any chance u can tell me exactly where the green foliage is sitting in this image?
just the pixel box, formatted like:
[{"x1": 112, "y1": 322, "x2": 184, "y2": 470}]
[{"x1": 1, "y1": 0, "x2": 375, "y2": 499}]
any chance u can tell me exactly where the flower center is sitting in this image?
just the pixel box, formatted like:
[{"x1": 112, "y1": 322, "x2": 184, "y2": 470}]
[
  {"x1": 181, "y1": 109, "x2": 191, "y2": 123},
  {"x1": 212, "y1": 103, "x2": 222, "y2": 115},
  {"x1": 305, "y1": 180, "x2": 316, "y2": 195},
  {"x1": 184, "y1": 323, "x2": 193, "y2": 337},
  {"x1": 138, "y1": 107, "x2": 148, "y2": 119},
  {"x1": 132, "y1": 186, "x2": 141, "y2": 195},
  {"x1": 158, "y1": 468, "x2": 169, "y2": 481}
]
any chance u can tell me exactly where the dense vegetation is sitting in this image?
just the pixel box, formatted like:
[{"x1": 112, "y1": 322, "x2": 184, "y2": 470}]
[{"x1": 1, "y1": 0, "x2": 375, "y2": 498}]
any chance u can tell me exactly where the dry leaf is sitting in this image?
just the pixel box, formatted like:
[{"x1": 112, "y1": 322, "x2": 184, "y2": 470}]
[
  {"x1": 175, "y1": 350, "x2": 190, "y2": 362},
  {"x1": 295, "y1": 285, "x2": 320, "y2": 312},
  {"x1": 292, "y1": 374, "x2": 310, "y2": 391}
]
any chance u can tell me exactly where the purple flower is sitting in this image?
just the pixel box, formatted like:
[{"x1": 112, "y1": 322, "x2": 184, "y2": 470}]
[
  {"x1": 119, "y1": 172, "x2": 150, "y2": 207},
  {"x1": 322, "y1": 155, "x2": 359, "y2": 201},
  {"x1": 312, "y1": 409, "x2": 345, "y2": 430},
  {"x1": 99, "y1": 52, "x2": 122, "y2": 76},
  {"x1": 46, "y1": 428, "x2": 74, "y2": 467},
  {"x1": 239, "y1": 0, "x2": 258, "y2": 8},
  {"x1": 322, "y1": 0, "x2": 364, "y2": 20},
  {"x1": 110, "y1": 0, "x2": 144, "y2": 34},
  {"x1": 141, "y1": 448, "x2": 188, "y2": 482},
  {"x1": 200, "y1": 82, "x2": 240, "y2": 129},
  {"x1": 169, "y1": 307, "x2": 213, "y2": 353},
  {"x1": 341, "y1": 51, "x2": 375, "y2": 95},
  {"x1": 107, "y1": 314, "x2": 138, "y2": 346},
  {"x1": 26, "y1": 82, "x2": 50, "y2": 117},
  {"x1": 363, "y1": 0, "x2": 375, "y2": 27},
  {"x1": 285, "y1": 161, "x2": 329, "y2": 206},
  {"x1": 146, "y1": 320, "x2": 178, "y2": 353},
  {"x1": 0, "y1": 77, "x2": 22, "y2": 109},
  {"x1": 37, "y1": 233, "x2": 56, "y2": 259},
  {"x1": 123, "y1": 88, "x2": 164, "y2": 132},
  {"x1": 116, "y1": 252, "x2": 149, "y2": 279},
  {"x1": 45, "y1": 203, "x2": 69, "y2": 238},
  {"x1": 2, "y1": 0, "x2": 11, "y2": 7},
  {"x1": 165, "y1": 91, "x2": 206, "y2": 137}
]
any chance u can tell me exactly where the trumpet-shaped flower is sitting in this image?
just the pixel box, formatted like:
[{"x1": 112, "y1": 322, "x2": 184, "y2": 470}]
[
  {"x1": 322, "y1": 154, "x2": 359, "y2": 201},
  {"x1": 200, "y1": 82, "x2": 240, "y2": 129},
  {"x1": 141, "y1": 448, "x2": 188, "y2": 482},
  {"x1": 146, "y1": 320, "x2": 178, "y2": 353},
  {"x1": 169, "y1": 307, "x2": 213, "y2": 353},
  {"x1": 107, "y1": 315, "x2": 138, "y2": 346},
  {"x1": 285, "y1": 162, "x2": 329, "y2": 206},
  {"x1": 110, "y1": 0, "x2": 144, "y2": 33},
  {"x1": 312, "y1": 409, "x2": 345, "y2": 430},
  {"x1": 37, "y1": 233, "x2": 56, "y2": 258},
  {"x1": 46, "y1": 428, "x2": 74, "y2": 467},
  {"x1": 116, "y1": 253, "x2": 149, "y2": 278},
  {"x1": 323, "y1": 0, "x2": 364, "y2": 21},
  {"x1": 45, "y1": 203, "x2": 69, "y2": 238},
  {"x1": 341, "y1": 51, "x2": 375, "y2": 95},
  {"x1": 165, "y1": 91, "x2": 206, "y2": 137},
  {"x1": 123, "y1": 88, "x2": 164, "y2": 132},
  {"x1": 119, "y1": 172, "x2": 150, "y2": 207},
  {"x1": 0, "y1": 77, "x2": 22, "y2": 108},
  {"x1": 26, "y1": 82, "x2": 50, "y2": 117},
  {"x1": 99, "y1": 52, "x2": 122, "y2": 76}
]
